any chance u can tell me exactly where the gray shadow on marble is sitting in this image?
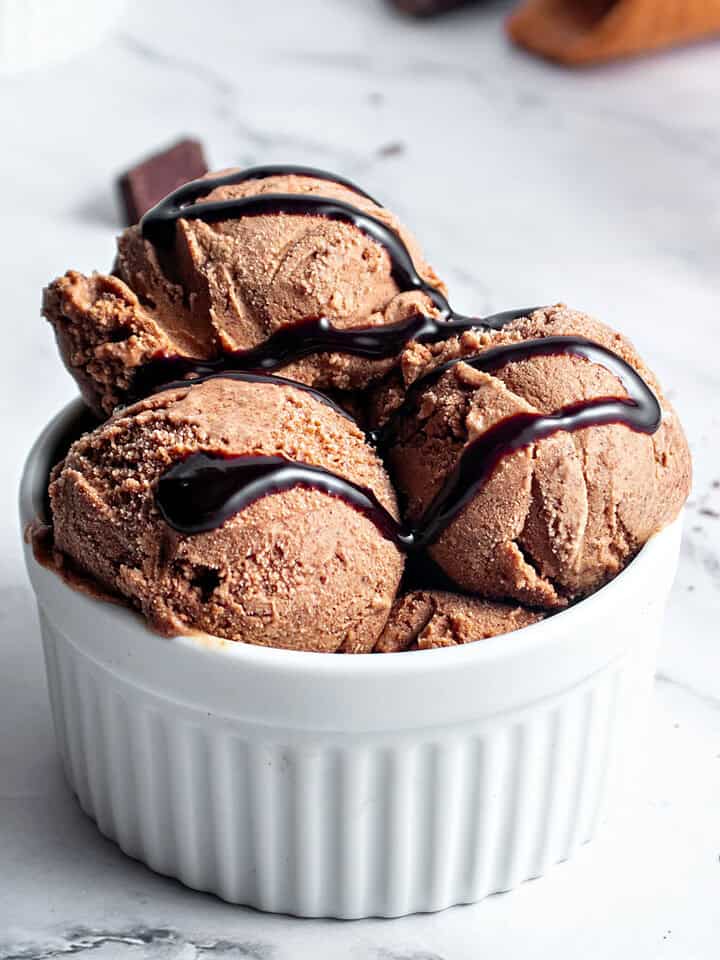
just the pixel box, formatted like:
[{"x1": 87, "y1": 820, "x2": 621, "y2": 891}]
[{"x1": 71, "y1": 190, "x2": 123, "y2": 229}]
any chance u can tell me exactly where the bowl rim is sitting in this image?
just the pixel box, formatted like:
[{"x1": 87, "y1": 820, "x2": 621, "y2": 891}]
[{"x1": 20, "y1": 397, "x2": 683, "y2": 679}]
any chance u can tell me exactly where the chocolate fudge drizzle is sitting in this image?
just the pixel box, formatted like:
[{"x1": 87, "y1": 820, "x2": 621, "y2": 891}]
[
  {"x1": 143, "y1": 195, "x2": 451, "y2": 315},
  {"x1": 136, "y1": 164, "x2": 536, "y2": 393},
  {"x1": 371, "y1": 335, "x2": 661, "y2": 446},
  {"x1": 131, "y1": 308, "x2": 534, "y2": 399},
  {"x1": 382, "y1": 336, "x2": 661, "y2": 547},
  {"x1": 141, "y1": 163, "x2": 380, "y2": 228},
  {"x1": 140, "y1": 164, "x2": 663, "y2": 547},
  {"x1": 141, "y1": 163, "x2": 380, "y2": 244},
  {"x1": 154, "y1": 338, "x2": 661, "y2": 548},
  {"x1": 156, "y1": 452, "x2": 411, "y2": 543},
  {"x1": 138, "y1": 162, "x2": 512, "y2": 326}
]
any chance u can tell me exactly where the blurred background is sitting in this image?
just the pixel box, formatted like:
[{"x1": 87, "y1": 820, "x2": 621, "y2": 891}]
[{"x1": 1, "y1": 0, "x2": 718, "y2": 956}]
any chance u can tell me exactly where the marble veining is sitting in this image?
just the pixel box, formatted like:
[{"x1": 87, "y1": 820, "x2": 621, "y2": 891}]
[
  {"x1": 118, "y1": 34, "x2": 374, "y2": 172},
  {"x1": 0, "y1": 928, "x2": 273, "y2": 960},
  {"x1": 655, "y1": 672, "x2": 720, "y2": 713},
  {"x1": 1, "y1": 0, "x2": 718, "y2": 956},
  {"x1": 375, "y1": 950, "x2": 448, "y2": 960},
  {"x1": 119, "y1": 34, "x2": 235, "y2": 100},
  {"x1": 0, "y1": 930, "x2": 455, "y2": 960}
]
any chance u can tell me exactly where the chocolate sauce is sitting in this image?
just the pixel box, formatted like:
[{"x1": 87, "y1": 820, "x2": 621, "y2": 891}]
[
  {"x1": 383, "y1": 335, "x2": 661, "y2": 547},
  {"x1": 143, "y1": 191, "x2": 453, "y2": 317},
  {"x1": 131, "y1": 308, "x2": 535, "y2": 398},
  {"x1": 140, "y1": 164, "x2": 381, "y2": 245},
  {"x1": 141, "y1": 164, "x2": 380, "y2": 229},
  {"x1": 140, "y1": 164, "x2": 530, "y2": 335},
  {"x1": 136, "y1": 165, "x2": 662, "y2": 549},
  {"x1": 156, "y1": 452, "x2": 411, "y2": 545},
  {"x1": 136, "y1": 163, "x2": 540, "y2": 393},
  {"x1": 154, "y1": 336, "x2": 661, "y2": 549},
  {"x1": 373, "y1": 335, "x2": 660, "y2": 445}
]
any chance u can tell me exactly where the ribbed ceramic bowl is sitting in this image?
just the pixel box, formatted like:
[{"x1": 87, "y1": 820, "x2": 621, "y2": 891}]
[{"x1": 20, "y1": 399, "x2": 683, "y2": 918}]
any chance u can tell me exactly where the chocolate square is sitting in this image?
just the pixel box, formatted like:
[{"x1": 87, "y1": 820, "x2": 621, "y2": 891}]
[
  {"x1": 390, "y1": 0, "x2": 477, "y2": 16},
  {"x1": 118, "y1": 138, "x2": 208, "y2": 225}
]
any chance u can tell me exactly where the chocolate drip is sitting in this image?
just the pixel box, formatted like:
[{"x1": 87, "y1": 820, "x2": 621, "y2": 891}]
[
  {"x1": 141, "y1": 164, "x2": 380, "y2": 233},
  {"x1": 136, "y1": 166, "x2": 663, "y2": 549},
  {"x1": 140, "y1": 165, "x2": 533, "y2": 335},
  {"x1": 156, "y1": 452, "x2": 411, "y2": 545},
  {"x1": 154, "y1": 336, "x2": 661, "y2": 549},
  {"x1": 131, "y1": 308, "x2": 536, "y2": 399},
  {"x1": 143, "y1": 191, "x2": 452, "y2": 317},
  {"x1": 135, "y1": 163, "x2": 540, "y2": 391},
  {"x1": 381, "y1": 336, "x2": 661, "y2": 547},
  {"x1": 373, "y1": 335, "x2": 660, "y2": 445}
]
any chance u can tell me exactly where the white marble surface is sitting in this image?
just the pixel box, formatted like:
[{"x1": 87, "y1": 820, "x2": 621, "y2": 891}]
[{"x1": 1, "y1": 0, "x2": 719, "y2": 955}]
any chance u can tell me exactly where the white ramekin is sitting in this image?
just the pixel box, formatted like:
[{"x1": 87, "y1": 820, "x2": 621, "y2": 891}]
[
  {"x1": 20, "y1": 399, "x2": 683, "y2": 918},
  {"x1": 0, "y1": 0, "x2": 127, "y2": 74}
]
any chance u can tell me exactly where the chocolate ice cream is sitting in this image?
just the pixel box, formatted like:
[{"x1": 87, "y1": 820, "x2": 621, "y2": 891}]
[
  {"x1": 43, "y1": 166, "x2": 446, "y2": 417},
  {"x1": 375, "y1": 590, "x2": 543, "y2": 652},
  {"x1": 47, "y1": 375, "x2": 404, "y2": 652},
  {"x1": 36, "y1": 161, "x2": 691, "y2": 652},
  {"x1": 375, "y1": 305, "x2": 691, "y2": 608}
]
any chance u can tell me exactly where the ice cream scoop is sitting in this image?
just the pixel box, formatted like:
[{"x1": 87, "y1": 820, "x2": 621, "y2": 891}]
[
  {"x1": 374, "y1": 305, "x2": 691, "y2": 608},
  {"x1": 47, "y1": 374, "x2": 404, "y2": 652},
  {"x1": 374, "y1": 590, "x2": 543, "y2": 652},
  {"x1": 43, "y1": 165, "x2": 446, "y2": 417}
]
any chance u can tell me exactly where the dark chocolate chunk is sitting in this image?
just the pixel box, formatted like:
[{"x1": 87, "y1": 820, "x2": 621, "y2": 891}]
[
  {"x1": 118, "y1": 138, "x2": 208, "y2": 226},
  {"x1": 389, "y1": 0, "x2": 478, "y2": 17}
]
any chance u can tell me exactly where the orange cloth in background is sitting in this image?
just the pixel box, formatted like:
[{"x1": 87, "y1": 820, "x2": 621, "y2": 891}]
[{"x1": 507, "y1": 0, "x2": 720, "y2": 65}]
